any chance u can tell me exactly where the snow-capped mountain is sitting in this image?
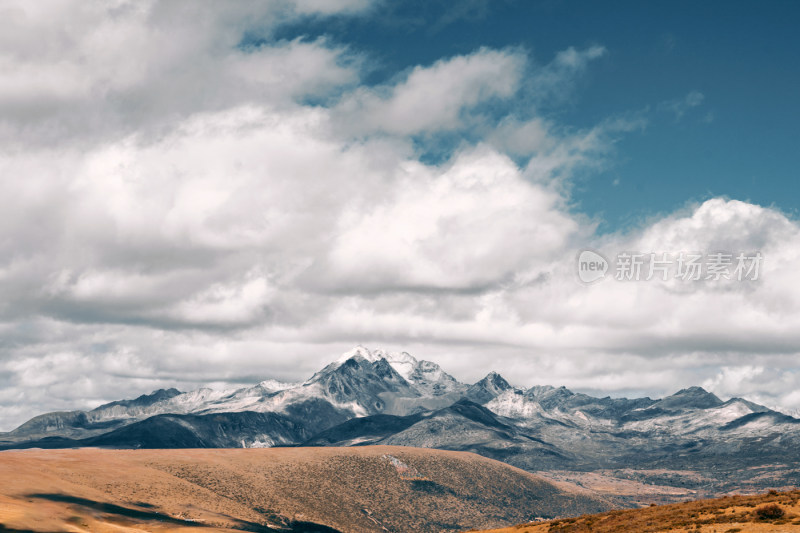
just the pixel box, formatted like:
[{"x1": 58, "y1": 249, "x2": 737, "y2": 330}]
[
  {"x1": 3, "y1": 346, "x2": 800, "y2": 498},
  {"x1": 331, "y1": 346, "x2": 465, "y2": 396},
  {"x1": 2, "y1": 346, "x2": 482, "y2": 442}
]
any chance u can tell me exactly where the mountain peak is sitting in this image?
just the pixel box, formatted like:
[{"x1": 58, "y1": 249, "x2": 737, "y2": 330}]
[
  {"x1": 679, "y1": 386, "x2": 710, "y2": 394},
  {"x1": 91, "y1": 388, "x2": 182, "y2": 413},
  {"x1": 331, "y1": 347, "x2": 462, "y2": 396},
  {"x1": 336, "y1": 345, "x2": 383, "y2": 365},
  {"x1": 477, "y1": 372, "x2": 511, "y2": 392},
  {"x1": 672, "y1": 386, "x2": 716, "y2": 399},
  {"x1": 332, "y1": 346, "x2": 429, "y2": 385},
  {"x1": 380, "y1": 350, "x2": 418, "y2": 380},
  {"x1": 658, "y1": 386, "x2": 723, "y2": 409},
  {"x1": 463, "y1": 371, "x2": 511, "y2": 404}
]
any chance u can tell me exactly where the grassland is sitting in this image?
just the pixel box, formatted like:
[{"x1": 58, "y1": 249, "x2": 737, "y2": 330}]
[
  {"x1": 474, "y1": 489, "x2": 800, "y2": 533},
  {"x1": 0, "y1": 446, "x2": 609, "y2": 532}
]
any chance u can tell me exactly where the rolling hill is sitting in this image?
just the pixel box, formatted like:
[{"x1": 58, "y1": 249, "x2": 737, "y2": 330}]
[{"x1": 0, "y1": 446, "x2": 611, "y2": 533}]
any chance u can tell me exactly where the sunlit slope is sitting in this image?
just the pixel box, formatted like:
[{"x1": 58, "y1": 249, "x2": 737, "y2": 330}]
[
  {"x1": 474, "y1": 489, "x2": 800, "y2": 533},
  {"x1": 0, "y1": 446, "x2": 611, "y2": 533}
]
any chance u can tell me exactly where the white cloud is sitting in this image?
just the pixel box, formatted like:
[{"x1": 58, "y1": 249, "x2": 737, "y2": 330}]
[
  {"x1": 0, "y1": 0, "x2": 365, "y2": 145},
  {"x1": 336, "y1": 48, "x2": 526, "y2": 136},
  {"x1": 0, "y1": 1, "x2": 798, "y2": 432},
  {"x1": 293, "y1": 0, "x2": 374, "y2": 15},
  {"x1": 164, "y1": 274, "x2": 275, "y2": 327},
  {"x1": 320, "y1": 146, "x2": 577, "y2": 290}
]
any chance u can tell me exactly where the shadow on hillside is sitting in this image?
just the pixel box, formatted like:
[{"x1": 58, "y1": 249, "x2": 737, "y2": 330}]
[
  {"x1": 0, "y1": 526, "x2": 59, "y2": 533},
  {"x1": 26, "y1": 493, "x2": 206, "y2": 526},
  {"x1": 24, "y1": 493, "x2": 342, "y2": 533}
]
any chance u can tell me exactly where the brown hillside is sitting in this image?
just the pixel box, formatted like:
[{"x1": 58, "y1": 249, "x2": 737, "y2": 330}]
[
  {"x1": 0, "y1": 446, "x2": 611, "y2": 533},
  {"x1": 474, "y1": 489, "x2": 800, "y2": 533}
]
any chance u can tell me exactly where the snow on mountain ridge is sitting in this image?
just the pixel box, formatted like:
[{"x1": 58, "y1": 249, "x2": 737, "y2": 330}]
[
  {"x1": 382, "y1": 350, "x2": 418, "y2": 381},
  {"x1": 334, "y1": 345, "x2": 420, "y2": 381},
  {"x1": 330, "y1": 345, "x2": 461, "y2": 396},
  {"x1": 12, "y1": 345, "x2": 796, "y2": 453},
  {"x1": 258, "y1": 379, "x2": 298, "y2": 392},
  {"x1": 336, "y1": 345, "x2": 384, "y2": 365}
]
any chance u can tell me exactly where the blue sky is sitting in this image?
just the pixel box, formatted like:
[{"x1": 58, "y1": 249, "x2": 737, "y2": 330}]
[{"x1": 274, "y1": 0, "x2": 800, "y2": 230}]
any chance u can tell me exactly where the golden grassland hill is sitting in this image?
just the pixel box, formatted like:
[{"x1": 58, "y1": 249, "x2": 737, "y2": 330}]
[
  {"x1": 0, "y1": 446, "x2": 612, "y2": 533},
  {"x1": 473, "y1": 489, "x2": 800, "y2": 533}
]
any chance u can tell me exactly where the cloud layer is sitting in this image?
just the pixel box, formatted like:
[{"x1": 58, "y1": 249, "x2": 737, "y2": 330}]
[{"x1": 1, "y1": 0, "x2": 798, "y2": 429}]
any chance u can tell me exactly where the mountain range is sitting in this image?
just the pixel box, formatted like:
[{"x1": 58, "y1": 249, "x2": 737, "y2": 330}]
[{"x1": 3, "y1": 346, "x2": 799, "y2": 503}]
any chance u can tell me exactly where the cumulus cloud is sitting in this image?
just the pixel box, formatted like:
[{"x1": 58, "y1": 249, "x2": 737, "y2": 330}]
[
  {"x1": 320, "y1": 147, "x2": 577, "y2": 290},
  {"x1": 336, "y1": 48, "x2": 526, "y2": 136},
  {"x1": 0, "y1": 1, "x2": 798, "y2": 431},
  {"x1": 0, "y1": 0, "x2": 363, "y2": 145}
]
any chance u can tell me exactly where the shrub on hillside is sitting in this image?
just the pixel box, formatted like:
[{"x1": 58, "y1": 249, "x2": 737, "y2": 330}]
[{"x1": 755, "y1": 503, "x2": 785, "y2": 520}]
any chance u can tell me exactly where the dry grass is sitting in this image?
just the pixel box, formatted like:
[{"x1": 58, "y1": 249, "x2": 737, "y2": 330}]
[
  {"x1": 0, "y1": 446, "x2": 609, "y2": 533},
  {"x1": 473, "y1": 489, "x2": 800, "y2": 533}
]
